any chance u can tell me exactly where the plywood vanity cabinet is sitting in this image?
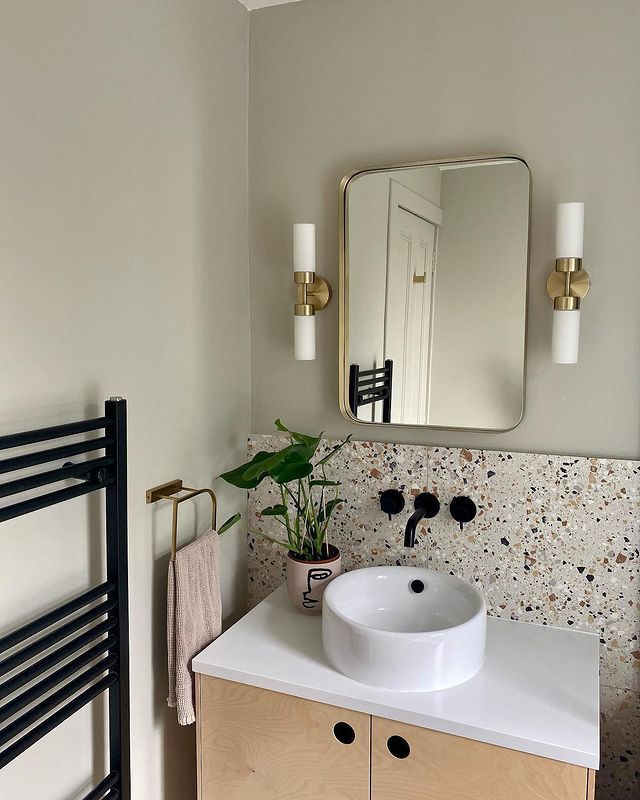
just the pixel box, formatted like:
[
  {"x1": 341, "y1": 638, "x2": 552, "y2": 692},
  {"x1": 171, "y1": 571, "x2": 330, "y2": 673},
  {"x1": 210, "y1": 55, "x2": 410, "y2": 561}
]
[
  {"x1": 196, "y1": 676, "x2": 596, "y2": 800},
  {"x1": 196, "y1": 676, "x2": 370, "y2": 800},
  {"x1": 370, "y1": 715, "x2": 595, "y2": 800},
  {"x1": 192, "y1": 587, "x2": 599, "y2": 800}
]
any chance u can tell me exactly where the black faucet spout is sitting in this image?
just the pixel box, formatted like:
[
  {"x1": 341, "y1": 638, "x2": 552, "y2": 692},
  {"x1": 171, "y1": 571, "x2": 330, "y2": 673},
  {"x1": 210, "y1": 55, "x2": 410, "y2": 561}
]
[
  {"x1": 403, "y1": 492, "x2": 441, "y2": 548},
  {"x1": 404, "y1": 508, "x2": 427, "y2": 547}
]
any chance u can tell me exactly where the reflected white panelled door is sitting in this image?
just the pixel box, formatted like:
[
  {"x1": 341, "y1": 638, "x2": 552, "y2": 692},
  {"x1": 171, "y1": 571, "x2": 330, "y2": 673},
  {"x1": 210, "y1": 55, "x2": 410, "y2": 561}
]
[{"x1": 385, "y1": 207, "x2": 436, "y2": 425}]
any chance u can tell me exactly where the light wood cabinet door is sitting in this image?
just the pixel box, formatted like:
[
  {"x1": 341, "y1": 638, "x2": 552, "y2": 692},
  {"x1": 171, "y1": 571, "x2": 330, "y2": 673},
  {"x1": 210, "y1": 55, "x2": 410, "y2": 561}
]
[
  {"x1": 197, "y1": 676, "x2": 370, "y2": 800},
  {"x1": 371, "y1": 716, "x2": 591, "y2": 800}
]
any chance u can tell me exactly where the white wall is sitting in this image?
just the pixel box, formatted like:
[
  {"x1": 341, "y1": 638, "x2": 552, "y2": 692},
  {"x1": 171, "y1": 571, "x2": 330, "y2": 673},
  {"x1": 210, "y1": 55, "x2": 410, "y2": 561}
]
[
  {"x1": 428, "y1": 162, "x2": 529, "y2": 428},
  {"x1": 249, "y1": 0, "x2": 640, "y2": 459},
  {"x1": 347, "y1": 173, "x2": 389, "y2": 390},
  {"x1": 0, "y1": 2, "x2": 249, "y2": 799},
  {"x1": 347, "y1": 175, "x2": 387, "y2": 422},
  {"x1": 347, "y1": 168, "x2": 441, "y2": 421}
]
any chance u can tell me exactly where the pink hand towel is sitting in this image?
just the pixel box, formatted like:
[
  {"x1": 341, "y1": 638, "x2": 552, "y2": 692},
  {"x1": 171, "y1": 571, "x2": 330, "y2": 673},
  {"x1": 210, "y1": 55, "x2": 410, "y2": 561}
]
[{"x1": 167, "y1": 530, "x2": 221, "y2": 725}]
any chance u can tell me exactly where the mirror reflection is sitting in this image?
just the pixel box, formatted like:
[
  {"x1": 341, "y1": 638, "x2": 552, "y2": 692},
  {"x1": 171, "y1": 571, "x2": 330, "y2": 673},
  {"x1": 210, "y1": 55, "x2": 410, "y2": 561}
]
[{"x1": 342, "y1": 157, "x2": 530, "y2": 431}]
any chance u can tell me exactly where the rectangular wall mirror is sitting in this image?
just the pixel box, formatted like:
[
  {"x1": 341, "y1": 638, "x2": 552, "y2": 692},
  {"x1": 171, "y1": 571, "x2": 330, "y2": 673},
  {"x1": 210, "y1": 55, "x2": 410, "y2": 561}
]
[{"x1": 339, "y1": 155, "x2": 530, "y2": 432}]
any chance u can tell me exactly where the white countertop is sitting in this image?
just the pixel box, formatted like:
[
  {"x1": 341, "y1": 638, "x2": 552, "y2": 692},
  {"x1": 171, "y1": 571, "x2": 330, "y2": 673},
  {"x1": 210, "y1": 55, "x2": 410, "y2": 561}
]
[{"x1": 193, "y1": 585, "x2": 600, "y2": 769}]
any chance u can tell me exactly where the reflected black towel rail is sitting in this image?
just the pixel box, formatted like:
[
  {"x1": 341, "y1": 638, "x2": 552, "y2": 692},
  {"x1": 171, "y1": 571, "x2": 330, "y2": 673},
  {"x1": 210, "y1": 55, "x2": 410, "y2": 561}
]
[
  {"x1": 0, "y1": 398, "x2": 130, "y2": 800},
  {"x1": 349, "y1": 360, "x2": 393, "y2": 423}
]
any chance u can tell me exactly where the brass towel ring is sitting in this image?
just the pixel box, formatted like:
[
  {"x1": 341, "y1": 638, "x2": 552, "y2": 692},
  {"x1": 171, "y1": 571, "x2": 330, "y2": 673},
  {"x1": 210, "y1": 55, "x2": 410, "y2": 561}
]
[{"x1": 145, "y1": 479, "x2": 217, "y2": 561}]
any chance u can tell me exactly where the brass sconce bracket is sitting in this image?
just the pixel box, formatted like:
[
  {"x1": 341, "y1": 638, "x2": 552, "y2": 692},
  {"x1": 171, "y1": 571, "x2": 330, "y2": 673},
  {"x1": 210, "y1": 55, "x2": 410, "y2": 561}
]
[
  {"x1": 546, "y1": 257, "x2": 590, "y2": 310},
  {"x1": 294, "y1": 271, "x2": 332, "y2": 315}
]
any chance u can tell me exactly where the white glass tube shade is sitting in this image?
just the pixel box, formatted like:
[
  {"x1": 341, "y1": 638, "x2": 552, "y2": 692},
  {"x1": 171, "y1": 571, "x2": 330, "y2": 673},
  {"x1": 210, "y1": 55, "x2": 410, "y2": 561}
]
[
  {"x1": 293, "y1": 223, "x2": 316, "y2": 272},
  {"x1": 294, "y1": 314, "x2": 316, "y2": 360},
  {"x1": 552, "y1": 309, "x2": 580, "y2": 364},
  {"x1": 556, "y1": 202, "x2": 584, "y2": 259}
]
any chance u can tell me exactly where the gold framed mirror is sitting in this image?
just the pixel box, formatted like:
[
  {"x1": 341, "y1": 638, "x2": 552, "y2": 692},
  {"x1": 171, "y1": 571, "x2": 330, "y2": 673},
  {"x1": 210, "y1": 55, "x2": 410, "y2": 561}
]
[{"x1": 339, "y1": 155, "x2": 531, "y2": 432}]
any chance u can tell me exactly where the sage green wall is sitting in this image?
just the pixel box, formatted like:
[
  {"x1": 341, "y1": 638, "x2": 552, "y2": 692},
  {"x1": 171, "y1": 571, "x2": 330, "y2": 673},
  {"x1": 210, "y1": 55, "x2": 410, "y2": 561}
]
[
  {"x1": 0, "y1": 2, "x2": 249, "y2": 798},
  {"x1": 249, "y1": 0, "x2": 640, "y2": 459}
]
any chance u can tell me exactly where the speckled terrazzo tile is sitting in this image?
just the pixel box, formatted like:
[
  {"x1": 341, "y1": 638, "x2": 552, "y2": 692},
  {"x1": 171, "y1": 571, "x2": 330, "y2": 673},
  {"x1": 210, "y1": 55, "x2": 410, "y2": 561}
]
[
  {"x1": 326, "y1": 439, "x2": 434, "y2": 573},
  {"x1": 582, "y1": 459, "x2": 640, "y2": 566},
  {"x1": 245, "y1": 434, "x2": 291, "y2": 606},
  {"x1": 527, "y1": 457, "x2": 638, "y2": 575},
  {"x1": 246, "y1": 539, "x2": 285, "y2": 608},
  {"x1": 329, "y1": 440, "x2": 427, "y2": 517},
  {"x1": 247, "y1": 480, "x2": 288, "y2": 607},
  {"x1": 484, "y1": 569, "x2": 603, "y2": 633},
  {"x1": 422, "y1": 447, "x2": 491, "y2": 582},
  {"x1": 508, "y1": 454, "x2": 615, "y2": 634},
  {"x1": 475, "y1": 450, "x2": 530, "y2": 604},
  {"x1": 524, "y1": 454, "x2": 590, "y2": 536},
  {"x1": 598, "y1": 685, "x2": 640, "y2": 800},
  {"x1": 247, "y1": 433, "x2": 285, "y2": 458},
  {"x1": 600, "y1": 563, "x2": 640, "y2": 693},
  {"x1": 481, "y1": 450, "x2": 529, "y2": 530},
  {"x1": 427, "y1": 446, "x2": 484, "y2": 497},
  {"x1": 519, "y1": 543, "x2": 606, "y2": 627}
]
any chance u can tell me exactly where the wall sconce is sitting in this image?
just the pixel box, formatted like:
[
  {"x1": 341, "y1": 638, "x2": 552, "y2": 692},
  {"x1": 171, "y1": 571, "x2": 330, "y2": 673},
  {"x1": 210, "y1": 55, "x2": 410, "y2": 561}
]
[
  {"x1": 293, "y1": 223, "x2": 332, "y2": 360},
  {"x1": 546, "y1": 202, "x2": 590, "y2": 364}
]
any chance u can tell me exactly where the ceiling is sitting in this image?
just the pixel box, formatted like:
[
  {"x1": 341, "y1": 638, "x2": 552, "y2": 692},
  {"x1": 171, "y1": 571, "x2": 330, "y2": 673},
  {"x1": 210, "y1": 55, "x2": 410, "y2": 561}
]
[{"x1": 237, "y1": 0, "x2": 302, "y2": 9}]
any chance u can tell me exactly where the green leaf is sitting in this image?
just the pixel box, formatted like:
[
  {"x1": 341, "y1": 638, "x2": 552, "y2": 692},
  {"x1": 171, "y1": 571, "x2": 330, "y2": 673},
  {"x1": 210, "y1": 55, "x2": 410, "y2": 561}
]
[
  {"x1": 318, "y1": 498, "x2": 345, "y2": 523},
  {"x1": 284, "y1": 443, "x2": 315, "y2": 464},
  {"x1": 219, "y1": 461, "x2": 264, "y2": 489},
  {"x1": 260, "y1": 504, "x2": 288, "y2": 516},
  {"x1": 308, "y1": 479, "x2": 341, "y2": 487},
  {"x1": 218, "y1": 513, "x2": 241, "y2": 535},
  {"x1": 274, "y1": 419, "x2": 322, "y2": 452},
  {"x1": 270, "y1": 460, "x2": 314, "y2": 485},
  {"x1": 242, "y1": 447, "x2": 293, "y2": 481}
]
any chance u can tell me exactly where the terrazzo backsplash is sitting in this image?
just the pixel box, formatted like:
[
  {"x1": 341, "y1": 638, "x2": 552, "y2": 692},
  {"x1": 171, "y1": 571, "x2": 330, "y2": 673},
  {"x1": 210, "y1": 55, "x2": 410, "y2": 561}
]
[{"x1": 246, "y1": 434, "x2": 639, "y2": 799}]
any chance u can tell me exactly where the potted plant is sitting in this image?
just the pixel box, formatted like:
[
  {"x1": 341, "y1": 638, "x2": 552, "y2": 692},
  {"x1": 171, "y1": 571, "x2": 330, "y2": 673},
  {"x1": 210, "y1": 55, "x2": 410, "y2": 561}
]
[{"x1": 220, "y1": 420, "x2": 351, "y2": 614}]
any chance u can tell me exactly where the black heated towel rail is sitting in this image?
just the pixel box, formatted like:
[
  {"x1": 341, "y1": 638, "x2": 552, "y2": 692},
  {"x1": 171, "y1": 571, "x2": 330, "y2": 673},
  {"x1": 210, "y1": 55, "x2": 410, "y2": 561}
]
[
  {"x1": 349, "y1": 360, "x2": 393, "y2": 423},
  {"x1": 0, "y1": 397, "x2": 130, "y2": 800}
]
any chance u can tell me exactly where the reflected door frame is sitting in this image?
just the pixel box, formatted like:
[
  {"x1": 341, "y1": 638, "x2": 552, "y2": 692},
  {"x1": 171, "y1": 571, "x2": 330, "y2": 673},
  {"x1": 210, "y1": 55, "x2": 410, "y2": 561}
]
[{"x1": 385, "y1": 180, "x2": 442, "y2": 425}]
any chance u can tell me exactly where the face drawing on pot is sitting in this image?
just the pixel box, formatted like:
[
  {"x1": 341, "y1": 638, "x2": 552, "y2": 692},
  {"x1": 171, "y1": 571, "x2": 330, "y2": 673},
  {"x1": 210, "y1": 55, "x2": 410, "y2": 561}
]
[{"x1": 302, "y1": 568, "x2": 333, "y2": 609}]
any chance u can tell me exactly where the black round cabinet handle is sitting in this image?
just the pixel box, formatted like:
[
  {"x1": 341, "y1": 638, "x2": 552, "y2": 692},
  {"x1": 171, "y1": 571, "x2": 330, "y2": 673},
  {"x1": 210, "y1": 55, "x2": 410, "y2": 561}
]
[
  {"x1": 333, "y1": 721, "x2": 356, "y2": 745},
  {"x1": 387, "y1": 735, "x2": 411, "y2": 759}
]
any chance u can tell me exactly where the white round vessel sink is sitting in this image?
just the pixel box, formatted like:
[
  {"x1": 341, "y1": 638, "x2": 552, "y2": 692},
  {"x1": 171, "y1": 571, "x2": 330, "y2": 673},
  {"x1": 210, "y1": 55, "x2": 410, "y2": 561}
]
[{"x1": 322, "y1": 566, "x2": 486, "y2": 692}]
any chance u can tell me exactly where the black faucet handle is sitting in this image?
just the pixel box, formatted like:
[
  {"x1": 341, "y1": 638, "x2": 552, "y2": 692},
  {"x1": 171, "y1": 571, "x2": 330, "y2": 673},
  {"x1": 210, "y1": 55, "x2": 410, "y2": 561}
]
[
  {"x1": 414, "y1": 492, "x2": 440, "y2": 519},
  {"x1": 449, "y1": 496, "x2": 477, "y2": 530},
  {"x1": 380, "y1": 489, "x2": 405, "y2": 520}
]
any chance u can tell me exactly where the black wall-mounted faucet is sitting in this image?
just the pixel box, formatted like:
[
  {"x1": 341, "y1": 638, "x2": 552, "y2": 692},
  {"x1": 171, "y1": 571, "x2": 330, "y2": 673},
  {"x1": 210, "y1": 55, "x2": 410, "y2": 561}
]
[
  {"x1": 449, "y1": 496, "x2": 477, "y2": 530},
  {"x1": 404, "y1": 492, "x2": 440, "y2": 547}
]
